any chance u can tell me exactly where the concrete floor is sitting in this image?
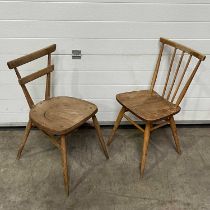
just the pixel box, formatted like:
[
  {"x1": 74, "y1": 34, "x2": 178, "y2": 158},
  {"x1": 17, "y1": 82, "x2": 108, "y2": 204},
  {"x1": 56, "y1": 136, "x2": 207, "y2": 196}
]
[{"x1": 0, "y1": 125, "x2": 210, "y2": 210}]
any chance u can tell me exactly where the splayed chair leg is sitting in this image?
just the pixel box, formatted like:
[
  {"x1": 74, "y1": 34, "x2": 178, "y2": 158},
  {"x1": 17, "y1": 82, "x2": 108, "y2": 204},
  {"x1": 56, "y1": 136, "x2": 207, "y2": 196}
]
[
  {"x1": 107, "y1": 106, "x2": 126, "y2": 146},
  {"x1": 17, "y1": 119, "x2": 32, "y2": 160},
  {"x1": 140, "y1": 122, "x2": 151, "y2": 177},
  {"x1": 169, "y1": 116, "x2": 181, "y2": 154},
  {"x1": 60, "y1": 135, "x2": 70, "y2": 195},
  {"x1": 92, "y1": 115, "x2": 109, "y2": 159}
]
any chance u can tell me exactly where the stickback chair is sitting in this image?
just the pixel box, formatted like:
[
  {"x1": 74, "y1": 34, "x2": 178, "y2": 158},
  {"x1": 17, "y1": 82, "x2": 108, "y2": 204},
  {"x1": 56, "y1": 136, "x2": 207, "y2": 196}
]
[
  {"x1": 107, "y1": 38, "x2": 206, "y2": 176},
  {"x1": 7, "y1": 44, "x2": 109, "y2": 195}
]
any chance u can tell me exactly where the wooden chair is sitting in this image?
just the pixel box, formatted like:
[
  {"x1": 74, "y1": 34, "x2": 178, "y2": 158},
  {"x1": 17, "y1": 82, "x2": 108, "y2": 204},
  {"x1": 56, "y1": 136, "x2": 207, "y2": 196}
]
[
  {"x1": 7, "y1": 44, "x2": 109, "y2": 195},
  {"x1": 107, "y1": 38, "x2": 206, "y2": 176}
]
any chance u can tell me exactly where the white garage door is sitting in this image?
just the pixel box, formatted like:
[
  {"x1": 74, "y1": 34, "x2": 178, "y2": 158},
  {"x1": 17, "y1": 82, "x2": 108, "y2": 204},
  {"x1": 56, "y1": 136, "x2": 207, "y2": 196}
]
[{"x1": 0, "y1": 0, "x2": 209, "y2": 125}]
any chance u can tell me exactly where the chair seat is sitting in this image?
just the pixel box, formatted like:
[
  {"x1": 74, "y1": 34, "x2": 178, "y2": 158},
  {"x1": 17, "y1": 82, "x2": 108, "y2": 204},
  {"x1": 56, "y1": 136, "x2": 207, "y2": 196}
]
[
  {"x1": 116, "y1": 90, "x2": 181, "y2": 122},
  {"x1": 30, "y1": 96, "x2": 97, "y2": 135}
]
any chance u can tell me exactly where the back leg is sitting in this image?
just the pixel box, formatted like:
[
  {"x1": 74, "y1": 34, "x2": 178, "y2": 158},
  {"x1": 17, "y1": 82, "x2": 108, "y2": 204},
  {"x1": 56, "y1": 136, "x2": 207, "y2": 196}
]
[
  {"x1": 17, "y1": 119, "x2": 32, "y2": 159},
  {"x1": 92, "y1": 115, "x2": 109, "y2": 159},
  {"x1": 107, "y1": 106, "x2": 126, "y2": 146}
]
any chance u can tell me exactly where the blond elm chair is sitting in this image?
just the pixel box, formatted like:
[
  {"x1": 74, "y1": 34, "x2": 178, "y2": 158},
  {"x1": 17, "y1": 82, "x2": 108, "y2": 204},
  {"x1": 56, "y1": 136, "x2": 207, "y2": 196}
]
[
  {"x1": 107, "y1": 38, "x2": 206, "y2": 177},
  {"x1": 7, "y1": 44, "x2": 109, "y2": 195}
]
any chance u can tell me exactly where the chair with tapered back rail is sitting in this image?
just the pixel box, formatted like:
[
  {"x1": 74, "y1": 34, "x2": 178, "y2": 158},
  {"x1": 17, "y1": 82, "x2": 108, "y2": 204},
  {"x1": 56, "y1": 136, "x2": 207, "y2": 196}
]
[
  {"x1": 7, "y1": 44, "x2": 109, "y2": 195},
  {"x1": 107, "y1": 38, "x2": 206, "y2": 176}
]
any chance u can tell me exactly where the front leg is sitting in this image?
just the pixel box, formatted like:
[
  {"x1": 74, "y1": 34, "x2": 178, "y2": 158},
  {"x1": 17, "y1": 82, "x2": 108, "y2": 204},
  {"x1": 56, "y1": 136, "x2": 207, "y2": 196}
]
[
  {"x1": 60, "y1": 135, "x2": 70, "y2": 195},
  {"x1": 140, "y1": 122, "x2": 151, "y2": 177}
]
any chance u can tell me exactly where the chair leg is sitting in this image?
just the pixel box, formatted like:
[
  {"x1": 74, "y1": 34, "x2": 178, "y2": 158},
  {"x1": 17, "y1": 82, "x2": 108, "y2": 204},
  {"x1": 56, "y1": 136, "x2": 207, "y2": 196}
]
[
  {"x1": 140, "y1": 122, "x2": 151, "y2": 177},
  {"x1": 107, "y1": 106, "x2": 126, "y2": 146},
  {"x1": 169, "y1": 116, "x2": 181, "y2": 154},
  {"x1": 92, "y1": 115, "x2": 109, "y2": 159},
  {"x1": 17, "y1": 119, "x2": 32, "y2": 160},
  {"x1": 60, "y1": 135, "x2": 69, "y2": 195}
]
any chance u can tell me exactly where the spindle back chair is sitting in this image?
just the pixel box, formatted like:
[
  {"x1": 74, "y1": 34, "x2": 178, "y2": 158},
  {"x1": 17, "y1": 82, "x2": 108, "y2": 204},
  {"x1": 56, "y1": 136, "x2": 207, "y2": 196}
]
[
  {"x1": 107, "y1": 37, "x2": 206, "y2": 176},
  {"x1": 151, "y1": 37, "x2": 206, "y2": 106},
  {"x1": 7, "y1": 44, "x2": 109, "y2": 195}
]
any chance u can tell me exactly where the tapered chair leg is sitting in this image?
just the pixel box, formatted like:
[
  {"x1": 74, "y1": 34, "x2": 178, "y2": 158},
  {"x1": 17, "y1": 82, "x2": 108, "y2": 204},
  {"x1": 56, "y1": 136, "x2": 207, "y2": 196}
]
[
  {"x1": 92, "y1": 115, "x2": 109, "y2": 159},
  {"x1": 140, "y1": 122, "x2": 151, "y2": 177},
  {"x1": 17, "y1": 119, "x2": 32, "y2": 160},
  {"x1": 169, "y1": 116, "x2": 181, "y2": 154},
  {"x1": 107, "y1": 106, "x2": 126, "y2": 146},
  {"x1": 60, "y1": 135, "x2": 69, "y2": 195}
]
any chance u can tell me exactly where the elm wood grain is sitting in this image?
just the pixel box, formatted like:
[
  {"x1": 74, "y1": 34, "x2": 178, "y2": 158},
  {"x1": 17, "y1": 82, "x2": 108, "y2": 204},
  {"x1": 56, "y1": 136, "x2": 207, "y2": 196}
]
[
  {"x1": 30, "y1": 96, "x2": 98, "y2": 135},
  {"x1": 108, "y1": 38, "x2": 206, "y2": 177},
  {"x1": 116, "y1": 90, "x2": 181, "y2": 122},
  {"x1": 7, "y1": 44, "x2": 109, "y2": 195}
]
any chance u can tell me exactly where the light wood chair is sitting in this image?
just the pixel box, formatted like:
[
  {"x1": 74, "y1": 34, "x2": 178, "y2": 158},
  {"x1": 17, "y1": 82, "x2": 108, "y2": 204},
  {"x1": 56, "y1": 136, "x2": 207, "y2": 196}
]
[
  {"x1": 7, "y1": 44, "x2": 109, "y2": 195},
  {"x1": 107, "y1": 38, "x2": 206, "y2": 176}
]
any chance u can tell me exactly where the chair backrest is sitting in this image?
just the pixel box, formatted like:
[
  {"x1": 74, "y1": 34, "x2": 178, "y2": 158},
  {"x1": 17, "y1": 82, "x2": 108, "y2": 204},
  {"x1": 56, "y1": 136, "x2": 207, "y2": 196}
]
[
  {"x1": 150, "y1": 38, "x2": 206, "y2": 106},
  {"x1": 7, "y1": 44, "x2": 56, "y2": 108}
]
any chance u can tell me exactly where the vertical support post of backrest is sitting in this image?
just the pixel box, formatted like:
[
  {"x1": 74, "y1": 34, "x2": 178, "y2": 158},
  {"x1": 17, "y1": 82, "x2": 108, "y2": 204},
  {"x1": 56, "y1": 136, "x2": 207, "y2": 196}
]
[
  {"x1": 171, "y1": 54, "x2": 192, "y2": 103},
  {"x1": 150, "y1": 42, "x2": 164, "y2": 92},
  {"x1": 45, "y1": 53, "x2": 51, "y2": 100},
  {"x1": 14, "y1": 67, "x2": 34, "y2": 108},
  {"x1": 166, "y1": 51, "x2": 185, "y2": 100},
  {"x1": 176, "y1": 59, "x2": 202, "y2": 106},
  {"x1": 162, "y1": 48, "x2": 177, "y2": 97}
]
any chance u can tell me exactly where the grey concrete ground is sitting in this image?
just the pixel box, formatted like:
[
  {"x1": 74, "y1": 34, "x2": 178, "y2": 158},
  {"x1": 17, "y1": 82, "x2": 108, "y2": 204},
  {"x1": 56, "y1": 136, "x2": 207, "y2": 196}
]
[{"x1": 0, "y1": 125, "x2": 210, "y2": 210}]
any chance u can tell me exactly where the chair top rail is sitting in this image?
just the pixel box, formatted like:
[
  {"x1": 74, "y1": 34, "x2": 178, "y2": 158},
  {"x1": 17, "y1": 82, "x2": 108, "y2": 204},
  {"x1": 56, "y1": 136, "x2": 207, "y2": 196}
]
[
  {"x1": 160, "y1": 37, "x2": 206, "y2": 61},
  {"x1": 7, "y1": 44, "x2": 56, "y2": 69}
]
